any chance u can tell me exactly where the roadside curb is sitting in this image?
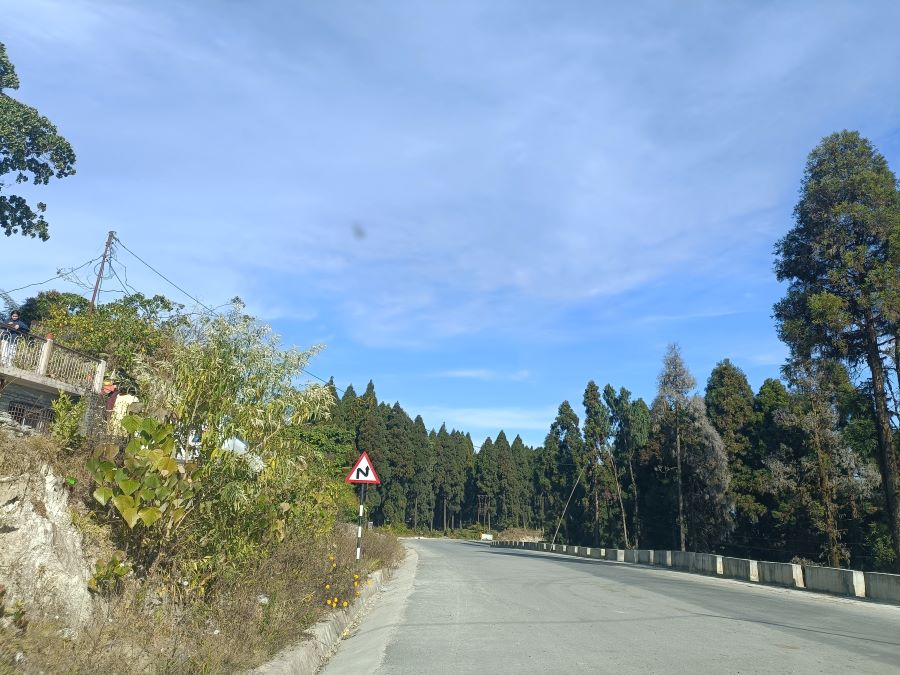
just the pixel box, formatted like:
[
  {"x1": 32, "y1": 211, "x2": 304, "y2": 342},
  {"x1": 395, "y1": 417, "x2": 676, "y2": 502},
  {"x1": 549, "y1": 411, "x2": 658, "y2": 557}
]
[{"x1": 252, "y1": 566, "x2": 390, "y2": 675}]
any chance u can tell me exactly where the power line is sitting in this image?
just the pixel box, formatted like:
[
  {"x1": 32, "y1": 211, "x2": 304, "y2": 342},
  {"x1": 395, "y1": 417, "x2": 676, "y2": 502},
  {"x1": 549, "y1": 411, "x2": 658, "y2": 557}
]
[
  {"x1": 113, "y1": 234, "x2": 345, "y2": 396},
  {"x1": 4, "y1": 254, "x2": 104, "y2": 295},
  {"x1": 113, "y1": 236, "x2": 216, "y2": 314}
]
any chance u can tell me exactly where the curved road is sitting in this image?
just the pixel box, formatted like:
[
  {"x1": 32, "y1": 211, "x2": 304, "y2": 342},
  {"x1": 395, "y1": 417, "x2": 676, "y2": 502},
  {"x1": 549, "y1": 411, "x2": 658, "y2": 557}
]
[{"x1": 324, "y1": 539, "x2": 900, "y2": 673}]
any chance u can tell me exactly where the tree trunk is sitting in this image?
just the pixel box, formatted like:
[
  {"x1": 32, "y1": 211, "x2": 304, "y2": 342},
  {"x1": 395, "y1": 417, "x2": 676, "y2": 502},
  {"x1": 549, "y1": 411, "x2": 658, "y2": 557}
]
[
  {"x1": 413, "y1": 496, "x2": 418, "y2": 530},
  {"x1": 865, "y1": 317, "x2": 900, "y2": 569},
  {"x1": 676, "y1": 402, "x2": 686, "y2": 551},
  {"x1": 443, "y1": 496, "x2": 447, "y2": 531},
  {"x1": 608, "y1": 453, "x2": 630, "y2": 548},
  {"x1": 627, "y1": 455, "x2": 641, "y2": 549}
]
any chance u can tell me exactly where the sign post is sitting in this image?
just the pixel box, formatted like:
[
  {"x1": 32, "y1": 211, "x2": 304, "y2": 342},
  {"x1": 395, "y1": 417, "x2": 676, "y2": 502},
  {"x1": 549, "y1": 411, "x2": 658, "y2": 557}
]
[{"x1": 345, "y1": 451, "x2": 380, "y2": 562}]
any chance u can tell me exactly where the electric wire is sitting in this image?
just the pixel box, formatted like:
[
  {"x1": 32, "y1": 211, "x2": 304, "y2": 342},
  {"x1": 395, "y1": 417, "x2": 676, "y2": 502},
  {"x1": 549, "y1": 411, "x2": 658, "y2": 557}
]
[
  {"x1": 113, "y1": 236, "x2": 216, "y2": 314},
  {"x1": 4, "y1": 254, "x2": 104, "y2": 294},
  {"x1": 113, "y1": 235, "x2": 345, "y2": 395}
]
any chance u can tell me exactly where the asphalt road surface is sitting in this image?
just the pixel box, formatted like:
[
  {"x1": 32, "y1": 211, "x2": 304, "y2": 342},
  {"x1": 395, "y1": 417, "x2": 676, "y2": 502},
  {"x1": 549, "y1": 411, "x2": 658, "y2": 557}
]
[{"x1": 323, "y1": 538, "x2": 900, "y2": 674}]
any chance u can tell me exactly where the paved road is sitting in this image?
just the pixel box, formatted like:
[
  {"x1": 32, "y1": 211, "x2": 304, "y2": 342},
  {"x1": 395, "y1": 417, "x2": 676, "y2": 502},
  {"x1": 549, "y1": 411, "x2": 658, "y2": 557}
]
[{"x1": 324, "y1": 539, "x2": 900, "y2": 674}]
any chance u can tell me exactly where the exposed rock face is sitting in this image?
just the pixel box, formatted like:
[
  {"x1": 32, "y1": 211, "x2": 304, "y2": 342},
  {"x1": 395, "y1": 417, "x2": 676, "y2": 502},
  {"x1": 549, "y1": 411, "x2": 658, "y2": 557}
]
[{"x1": 0, "y1": 465, "x2": 94, "y2": 627}]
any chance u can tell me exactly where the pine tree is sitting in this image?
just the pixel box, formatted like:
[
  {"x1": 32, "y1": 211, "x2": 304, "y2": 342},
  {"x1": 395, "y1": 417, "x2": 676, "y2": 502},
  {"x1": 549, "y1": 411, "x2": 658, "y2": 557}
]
[
  {"x1": 383, "y1": 403, "x2": 415, "y2": 525},
  {"x1": 494, "y1": 431, "x2": 518, "y2": 529},
  {"x1": 545, "y1": 401, "x2": 586, "y2": 543},
  {"x1": 654, "y1": 344, "x2": 696, "y2": 550},
  {"x1": 408, "y1": 415, "x2": 436, "y2": 530},
  {"x1": 355, "y1": 383, "x2": 387, "y2": 521},
  {"x1": 475, "y1": 437, "x2": 499, "y2": 528},
  {"x1": 508, "y1": 435, "x2": 532, "y2": 528},
  {"x1": 583, "y1": 381, "x2": 612, "y2": 546},
  {"x1": 432, "y1": 424, "x2": 453, "y2": 530},
  {"x1": 705, "y1": 359, "x2": 760, "y2": 548},
  {"x1": 774, "y1": 130, "x2": 900, "y2": 567}
]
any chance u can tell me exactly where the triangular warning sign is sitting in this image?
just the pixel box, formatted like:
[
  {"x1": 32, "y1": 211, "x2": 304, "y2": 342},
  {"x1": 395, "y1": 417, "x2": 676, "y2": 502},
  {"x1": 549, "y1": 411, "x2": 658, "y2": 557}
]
[{"x1": 345, "y1": 451, "x2": 381, "y2": 484}]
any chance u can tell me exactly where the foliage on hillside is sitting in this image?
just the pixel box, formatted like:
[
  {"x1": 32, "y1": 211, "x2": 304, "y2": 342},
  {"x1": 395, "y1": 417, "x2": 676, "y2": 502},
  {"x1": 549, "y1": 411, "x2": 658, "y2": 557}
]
[{"x1": 0, "y1": 299, "x2": 402, "y2": 671}]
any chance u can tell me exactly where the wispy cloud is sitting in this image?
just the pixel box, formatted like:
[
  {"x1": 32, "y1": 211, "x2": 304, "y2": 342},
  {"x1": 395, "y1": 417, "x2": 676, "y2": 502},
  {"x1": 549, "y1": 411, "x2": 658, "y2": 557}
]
[
  {"x1": 437, "y1": 368, "x2": 530, "y2": 381},
  {"x1": 416, "y1": 405, "x2": 557, "y2": 435},
  {"x1": 5, "y1": 1, "x2": 900, "y2": 348}
]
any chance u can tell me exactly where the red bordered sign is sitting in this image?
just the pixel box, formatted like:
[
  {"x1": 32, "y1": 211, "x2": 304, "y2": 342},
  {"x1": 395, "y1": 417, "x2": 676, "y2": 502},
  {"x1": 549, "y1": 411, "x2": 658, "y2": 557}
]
[{"x1": 345, "y1": 451, "x2": 381, "y2": 485}]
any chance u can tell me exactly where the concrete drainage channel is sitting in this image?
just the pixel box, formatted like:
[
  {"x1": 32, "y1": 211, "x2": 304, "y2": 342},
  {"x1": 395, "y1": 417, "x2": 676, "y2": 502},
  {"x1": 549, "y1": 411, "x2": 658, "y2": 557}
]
[
  {"x1": 251, "y1": 568, "x2": 387, "y2": 674},
  {"x1": 492, "y1": 540, "x2": 900, "y2": 605}
]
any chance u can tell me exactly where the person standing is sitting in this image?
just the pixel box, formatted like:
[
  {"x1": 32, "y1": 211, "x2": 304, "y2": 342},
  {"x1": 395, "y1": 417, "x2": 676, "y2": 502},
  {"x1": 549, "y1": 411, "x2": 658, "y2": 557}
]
[{"x1": 1, "y1": 310, "x2": 29, "y2": 366}]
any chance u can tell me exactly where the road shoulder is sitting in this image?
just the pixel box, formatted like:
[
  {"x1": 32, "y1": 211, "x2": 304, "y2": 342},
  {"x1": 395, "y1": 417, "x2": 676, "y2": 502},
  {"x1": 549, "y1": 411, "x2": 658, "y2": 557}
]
[{"x1": 321, "y1": 540, "x2": 420, "y2": 674}]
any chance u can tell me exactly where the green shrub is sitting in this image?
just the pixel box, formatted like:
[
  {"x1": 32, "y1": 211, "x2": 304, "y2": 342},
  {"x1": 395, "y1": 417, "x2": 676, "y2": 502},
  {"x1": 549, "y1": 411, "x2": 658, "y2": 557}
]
[{"x1": 50, "y1": 391, "x2": 85, "y2": 452}]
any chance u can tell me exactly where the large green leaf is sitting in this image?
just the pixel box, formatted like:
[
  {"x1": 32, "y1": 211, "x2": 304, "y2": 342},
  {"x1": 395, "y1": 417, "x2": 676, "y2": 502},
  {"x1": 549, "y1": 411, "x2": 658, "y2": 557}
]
[
  {"x1": 112, "y1": 494, "x2": 135, "y2": 514},
  {"x1": 142, "y1": 417, "x2": 158, "y2": 435},
  {"x1": 121, "y1": 415, "x2": 142, "y2": 435},
  {"x1": 93, "y1": 486, "x2": 113, "y2": 506},
  {"x1": 120, "y1": 507, "x2": 139, "y2": 529},
  {"x1": 157, "y1": 457, "x2": 178, "y2": 476},
  {"x1": 138, "y1": 507, "x2": 162, "y2": 527},
  {"x1": 116, "y1": 478, "x2": 141, "y2": 496}
]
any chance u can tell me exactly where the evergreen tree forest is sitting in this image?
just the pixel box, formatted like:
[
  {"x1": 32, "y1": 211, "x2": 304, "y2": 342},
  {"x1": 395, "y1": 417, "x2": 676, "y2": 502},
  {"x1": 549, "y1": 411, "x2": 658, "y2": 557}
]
[{"x1": 317, "y1": 131, "x2": 900, "y2": 573}]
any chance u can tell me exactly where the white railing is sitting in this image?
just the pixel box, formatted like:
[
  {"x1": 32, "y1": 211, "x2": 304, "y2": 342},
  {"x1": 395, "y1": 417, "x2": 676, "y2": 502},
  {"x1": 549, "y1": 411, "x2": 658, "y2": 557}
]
[{"x1": 0, "y1": 329, "x2": 105, "y2": 393}]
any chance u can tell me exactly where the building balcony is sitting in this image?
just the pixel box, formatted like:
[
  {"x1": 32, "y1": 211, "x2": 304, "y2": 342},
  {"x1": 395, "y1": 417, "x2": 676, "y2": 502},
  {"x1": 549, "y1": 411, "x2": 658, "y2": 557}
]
[{"x1": 0, "y1": 329, "x2": 106, "y2": 397}]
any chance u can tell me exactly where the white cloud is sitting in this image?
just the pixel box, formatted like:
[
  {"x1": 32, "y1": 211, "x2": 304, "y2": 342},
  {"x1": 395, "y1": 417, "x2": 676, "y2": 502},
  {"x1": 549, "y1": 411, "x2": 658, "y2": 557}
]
[
  {"x1": 437, "y1": 368, "x2": 530, "y2": 381},
  {"x1": 416, "y1": 405, "x2": 557, "y2": 434}
]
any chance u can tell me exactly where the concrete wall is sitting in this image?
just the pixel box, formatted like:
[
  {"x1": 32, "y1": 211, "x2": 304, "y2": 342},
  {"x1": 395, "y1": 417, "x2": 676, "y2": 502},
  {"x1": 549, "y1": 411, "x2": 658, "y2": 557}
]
[
  {"x1": 605, "y1": 549, "x2": 624, "y2": 562},
  {"x1": 492, "y1": 540, "x2": 899, "y2": 606},
  {"x1": 671, "y1": 550, "x2": 692, "y2": 570},
  {"x1": 803, "y1": 565, "x2": 865, "y2": 598},
  {"x1": 722, "y1": 557, "x2": 759, "y2": 582},
  {"x1": 692, "y1": 553, "x2": 723, "y2": 575},
  {"x1": 757, "y1": 561, "x2": 804, "y2": 588},
  {"x1": 864, "y1": 572, "x2": 900, "y2": 604}
]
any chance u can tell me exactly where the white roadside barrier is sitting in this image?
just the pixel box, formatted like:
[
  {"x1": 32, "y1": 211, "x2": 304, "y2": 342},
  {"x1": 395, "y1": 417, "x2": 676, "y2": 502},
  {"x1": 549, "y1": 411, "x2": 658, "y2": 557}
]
[
  {"x1": 757, "y1": 561, "x2": 805, "y2": 588},
  {"x1": 490, "y1": 540, "x2": 899, "y2": 605},
  {"x1": 864, "y1": 572, "x2": 900, "y2": 603},
  {"x1": 803, "y1": 565, "x2": 865, "y2": 598}
]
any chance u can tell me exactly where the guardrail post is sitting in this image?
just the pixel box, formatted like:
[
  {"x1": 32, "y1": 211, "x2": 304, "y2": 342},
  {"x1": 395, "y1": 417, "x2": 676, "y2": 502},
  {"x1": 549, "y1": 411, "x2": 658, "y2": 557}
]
[
  {"x1": 38, "y1": 338, "x2": 52, "y2": 376},
  {"x1": 93, "y1": 359, "x2": 107, "y2": 394}
]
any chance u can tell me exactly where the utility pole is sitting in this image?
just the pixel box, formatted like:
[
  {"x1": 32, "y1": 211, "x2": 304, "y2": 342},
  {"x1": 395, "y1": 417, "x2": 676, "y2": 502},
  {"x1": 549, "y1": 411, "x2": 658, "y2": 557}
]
[{"x1": 90, "y1": 230, "x2": 116, "y2": 312}]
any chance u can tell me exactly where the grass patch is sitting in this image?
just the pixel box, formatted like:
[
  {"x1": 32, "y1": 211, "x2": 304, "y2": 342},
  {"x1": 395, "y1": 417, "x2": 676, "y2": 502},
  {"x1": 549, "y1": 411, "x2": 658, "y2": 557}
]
[{"x1": 0, "y1": 525, "x2": 403, "y2": 673}]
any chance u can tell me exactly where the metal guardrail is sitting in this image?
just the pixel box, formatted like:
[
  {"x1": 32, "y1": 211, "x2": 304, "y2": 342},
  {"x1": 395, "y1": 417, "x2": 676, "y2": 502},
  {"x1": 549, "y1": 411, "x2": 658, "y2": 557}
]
[{"x1": 0, "y1": 328, "x2": 104, "y2": 392}]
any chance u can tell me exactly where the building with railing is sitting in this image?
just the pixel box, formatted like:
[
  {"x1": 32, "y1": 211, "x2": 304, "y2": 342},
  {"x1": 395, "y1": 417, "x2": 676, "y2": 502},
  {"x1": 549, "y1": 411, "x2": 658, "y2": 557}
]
[{"x1": 0, "y1": 329, "x2": 106, "y2": 432}]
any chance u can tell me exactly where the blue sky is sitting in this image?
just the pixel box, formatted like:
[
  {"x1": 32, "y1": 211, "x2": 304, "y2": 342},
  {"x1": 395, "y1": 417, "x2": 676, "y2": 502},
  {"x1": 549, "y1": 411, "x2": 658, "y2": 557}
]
[{"x1": 3, "y1": 1, "x2": 900, "y2": 447}]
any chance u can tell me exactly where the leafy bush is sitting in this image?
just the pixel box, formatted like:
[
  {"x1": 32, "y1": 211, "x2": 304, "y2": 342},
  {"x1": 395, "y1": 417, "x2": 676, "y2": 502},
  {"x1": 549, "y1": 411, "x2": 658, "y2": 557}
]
[
  {"x1": 50, "y1": 391, "x2": 85, "y2": 452},
  {"x1": 87, "y1": 415, "x2": 196, "y2": 570}
]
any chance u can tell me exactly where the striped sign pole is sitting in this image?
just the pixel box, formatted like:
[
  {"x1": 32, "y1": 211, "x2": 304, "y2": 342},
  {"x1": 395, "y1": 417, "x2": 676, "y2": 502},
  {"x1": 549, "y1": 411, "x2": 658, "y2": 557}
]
[
  {"x1": 346, "y1": 451, "x2": 380, "y2": 563},
  {"x1": 356, "y1": 483, "x2": 367, "y2": 561}
]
